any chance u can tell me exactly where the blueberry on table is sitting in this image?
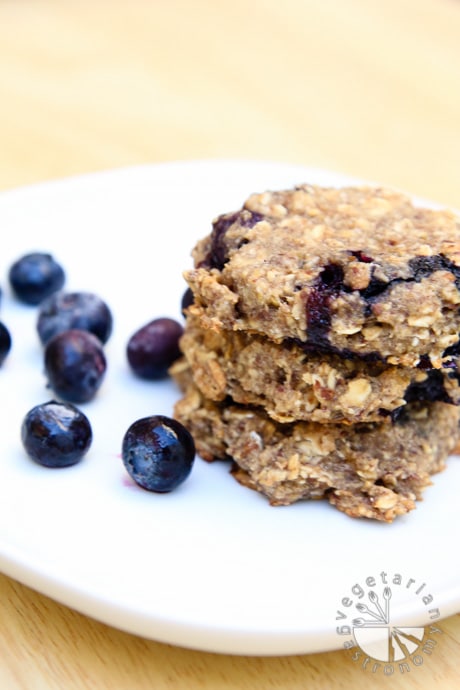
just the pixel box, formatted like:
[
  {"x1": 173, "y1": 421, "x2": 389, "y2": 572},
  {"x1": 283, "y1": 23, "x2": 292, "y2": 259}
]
[
  {"x1": 0, "y1": 322, "x2": 12, "y2": 365},
  {"x1": 21, "y1": 400, "x2": 92, "y2": 468},
  {"x1": 37, "y1": 290, "x2": 113, "y2": 345},
  {"x1": 126, "y1": 317, "x2": 184, "y2": 380},
  {"x1": 9, "y1": 252, "x2": 65, "y2": 305},
  {"x1": 44, "y1": 329, "x2": 107, "y2": 403},
  {"x1": 122, "y1": 415, "x2": 195, "y2": 492}
]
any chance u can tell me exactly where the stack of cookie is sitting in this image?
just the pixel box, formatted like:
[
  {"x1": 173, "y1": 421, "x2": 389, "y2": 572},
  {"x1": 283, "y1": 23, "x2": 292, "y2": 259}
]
[{"x1": 171, "y1": 184, "x2": 460, "y2": 521}]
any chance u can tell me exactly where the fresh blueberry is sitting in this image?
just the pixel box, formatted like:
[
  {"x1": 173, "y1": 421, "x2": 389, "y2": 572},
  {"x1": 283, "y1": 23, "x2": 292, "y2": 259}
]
[
  {"x1": 0, "y1": 322, "x2": 12, "y2": 366},
  {"x1": 21, "y1": 400, "x2": 92, "y2": 467},
  {"x1": 126, "y1": 317, "x2": 183, "y2": 380},
  {"x1": 9, "y1": 252, "x2": 65, "y2": 305},
  {"x1": 44, "y1": 329, "x2": 107, "y2": 403},
  {"x1": 122, "y1": 415, "x2": 195, "y2": 492},
  {"x1": 37, "y1": 291, "x2": 113, "y2": 345}
]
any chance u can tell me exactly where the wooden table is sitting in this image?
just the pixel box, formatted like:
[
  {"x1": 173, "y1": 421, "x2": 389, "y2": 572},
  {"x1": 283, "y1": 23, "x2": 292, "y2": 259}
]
[{"x1": 1, "y1": 1, "x2": 460, "y2": 687}]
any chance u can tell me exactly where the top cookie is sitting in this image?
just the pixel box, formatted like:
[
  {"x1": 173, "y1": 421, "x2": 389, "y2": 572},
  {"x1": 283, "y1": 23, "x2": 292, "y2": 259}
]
[{"x1": 185, "y1": 185, "x2": 460, "y2": 366}]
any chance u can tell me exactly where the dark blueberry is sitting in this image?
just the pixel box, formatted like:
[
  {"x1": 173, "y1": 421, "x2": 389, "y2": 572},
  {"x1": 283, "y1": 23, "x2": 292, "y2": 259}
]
[
  {"x1": 409, "y1": 255, "x2": 448, "y2": 281},
  {"x1": 0, "y1": 322, "x2": 12, "y2": 366},
  {"x1": 127, "y1": 317, "x2": 183, "y2": 380},
  {"x1": 317, "y1": 263, "x2": 344, "y2": 290},
  {"x1": 306, "y1": 289, "x2": 332, "y2": 343},
  {"x1": 202, "y1": 209, "x2": 264, "y2": 270},
  {"x1": 359, "y1": 275, "x2": 391, "y2": 300},
  {"x1": 181, "y1": 287, "x2": 194, "y2": 316},
  {"x1": 350, "y1": 250, "x2": 374, "y2": 264},
  {"x1": 306, "y1": 263, "x2": 344, "y2": 346},
  {"x1": 291, "y1": 335, "x2": 382, "y2": 362},
  {"x1": 417, "y1": 354, "x2": 433, "y2": 370},
  {"x1": 122, "y1": 415, "x2": 195, "y2": 492},
  {"x1": 358, "y1": 254, "x2": 460, "y2": 308},
  {"x1": 8, "y1": 252, "x2": 65, "y2": 305},
  {"x1": 404, "y1": 369, "x2": 452, "y2": 405},
  {"x1": 206, "y1": 212, "x2": 239, "y2": 269},
  {"x1": 443, "y1": 339, "x2": 460, "y2": 359},
  {"x1": 409, "y1": 254, "x2": 460, "y2": 290},
  {"x1": 37, "y1": 290, "x2": 113, "y2": 345},
  {"x1": 21, "y1": 400, "x2": 92, "y2": 467},
  {"x1": 44, "y1": 329, "x2": 107, "y2": 403}
]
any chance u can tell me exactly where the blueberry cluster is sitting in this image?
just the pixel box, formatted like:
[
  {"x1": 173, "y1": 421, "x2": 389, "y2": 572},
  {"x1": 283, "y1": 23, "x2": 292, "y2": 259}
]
[{"x1": 1, "y1": 251, "x2": 195, "y2": 492}]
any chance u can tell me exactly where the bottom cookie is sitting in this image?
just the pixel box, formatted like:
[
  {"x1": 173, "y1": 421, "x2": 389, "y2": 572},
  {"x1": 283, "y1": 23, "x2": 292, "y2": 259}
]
[{"x1": 173, "y1": 377, "x2": 460, "y2": 522}]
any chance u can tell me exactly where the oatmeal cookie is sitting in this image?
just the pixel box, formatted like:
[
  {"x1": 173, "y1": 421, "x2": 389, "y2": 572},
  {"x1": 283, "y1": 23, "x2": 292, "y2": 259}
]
[
  {"x1": 173, "y1": 314, "x2": 460, "y2": 424},
  {"x1": 185, "y1": 185, "x2": 460, "y2": 367},
  {"x1": 173, "y1": 374, "x2": 460, "y2": 522}
]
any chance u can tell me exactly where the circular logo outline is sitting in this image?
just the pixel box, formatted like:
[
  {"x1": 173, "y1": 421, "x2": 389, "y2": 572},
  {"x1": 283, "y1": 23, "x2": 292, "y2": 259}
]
[{"x1": 335, "y1": 572, "x2": 443, "y2": 675}]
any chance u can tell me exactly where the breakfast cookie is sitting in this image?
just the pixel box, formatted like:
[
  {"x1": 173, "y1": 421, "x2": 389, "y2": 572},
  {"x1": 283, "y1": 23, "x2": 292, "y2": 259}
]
[
  {"x1": 185, "y1": 185, "x2": 460, "y2": 367},
  {"x1": 173, "y1": 314, "x2": 460, "y2": 424},
  {"x1": 173, "y1": 373, "x2": 460, "y2": 522}
]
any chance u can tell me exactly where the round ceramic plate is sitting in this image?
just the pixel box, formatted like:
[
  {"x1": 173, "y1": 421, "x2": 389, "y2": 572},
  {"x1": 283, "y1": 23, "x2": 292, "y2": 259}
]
[{"x1": 0, "y1": 159, "x2": 459, "y2": 656}]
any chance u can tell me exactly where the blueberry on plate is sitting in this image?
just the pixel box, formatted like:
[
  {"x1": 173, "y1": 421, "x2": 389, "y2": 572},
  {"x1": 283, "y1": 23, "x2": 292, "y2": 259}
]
[
  {"x1": 9, "y1": 252, "x2": 65, "y2": 305},
  {"x1": 122, "y1": 415, "x2": 195, "y2": 492},
  {"x1": 0, "y1": 322, "x2": 12, "y2": 366},
  {"x1": 126, "y1": 317, "x2": 183, "y2": 380},
  {"x1": 21, "y1": 400, "x2": 92, "y2": 467},
  {"x1": 44, "y1": 329, "x2": 107, "y2": 403},
  {"x1": 37, "y1": 290, "x2": 113, "y2": 345}
]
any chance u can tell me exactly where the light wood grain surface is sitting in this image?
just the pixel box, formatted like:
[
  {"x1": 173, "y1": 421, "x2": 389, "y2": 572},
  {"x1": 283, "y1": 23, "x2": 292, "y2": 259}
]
[{"x1": 1, "y1": 0, "x2": 460, "y2": 687}]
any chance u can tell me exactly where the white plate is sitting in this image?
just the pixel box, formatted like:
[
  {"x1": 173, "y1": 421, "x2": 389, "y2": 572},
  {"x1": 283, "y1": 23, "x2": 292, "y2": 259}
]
[{"x1": 0, "y1": 159, "x2": 459, "y2": 657}]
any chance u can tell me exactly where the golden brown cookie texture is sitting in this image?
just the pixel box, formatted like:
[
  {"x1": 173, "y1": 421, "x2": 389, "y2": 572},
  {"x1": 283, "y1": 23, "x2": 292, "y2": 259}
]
[
  {"x1": 174, "y1": 314, "x2": 460, "y2": 424},
  {"x1": 173, "y1": 373, "x2": 460, "y2": 523},
  {"x1": 186, "y1": 185, "x2": 460, "y2": 367},
  {"x1": 172, "y1": 183, "x2": 460, "y2": 521}
]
